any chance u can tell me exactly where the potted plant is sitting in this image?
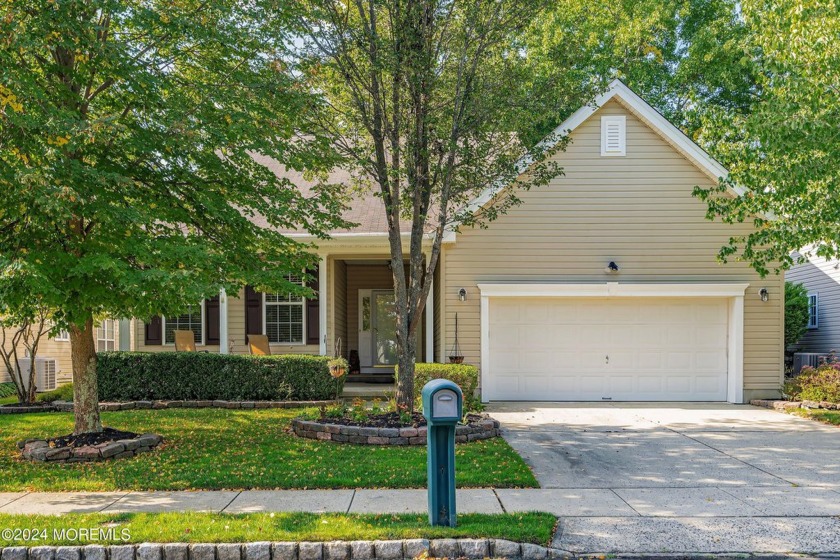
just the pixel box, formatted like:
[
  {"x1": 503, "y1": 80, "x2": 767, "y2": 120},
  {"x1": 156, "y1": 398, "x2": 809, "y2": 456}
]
[
  {"x1": 449, "y1": 313, "x2": 464, "y2": 364},
  {"x1": 329, "y1": 356, "x2": 349, "y2": 378}
]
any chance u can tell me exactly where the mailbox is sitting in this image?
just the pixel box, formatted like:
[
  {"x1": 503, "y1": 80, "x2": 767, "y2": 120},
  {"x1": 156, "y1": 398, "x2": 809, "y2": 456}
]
[{"x1": 421, "y1": 379, "x2": 463, "y2": 527}]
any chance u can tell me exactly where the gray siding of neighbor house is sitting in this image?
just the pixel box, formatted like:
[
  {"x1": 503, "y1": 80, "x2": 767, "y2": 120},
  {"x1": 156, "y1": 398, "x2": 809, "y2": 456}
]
[
  {"x1": 440, "y1": 98, "x2": 784, "y2": 402},
  {"x1": 787, "y1": 259, "x2": 840, "y2": 354}
]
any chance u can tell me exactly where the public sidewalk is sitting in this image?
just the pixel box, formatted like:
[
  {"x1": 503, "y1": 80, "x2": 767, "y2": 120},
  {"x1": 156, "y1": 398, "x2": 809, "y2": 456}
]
[{"x1": 2, "y1": 488, "x2": 840, "y2": 554}]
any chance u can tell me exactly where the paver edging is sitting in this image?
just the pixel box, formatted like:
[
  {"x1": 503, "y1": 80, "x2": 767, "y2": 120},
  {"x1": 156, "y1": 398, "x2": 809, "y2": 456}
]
[
  {"x1": 0, "y1": 540, "x2": 555, "y2": 560},
  {"x1": 291, "y1": 414, "x2": 500, "y2": 445},
  {"x1": 750, "y1": 398, "x2": 839, "y2": 411},
  {"x1": 18, "y1": 433, "x2": 164, "y2": 463}
]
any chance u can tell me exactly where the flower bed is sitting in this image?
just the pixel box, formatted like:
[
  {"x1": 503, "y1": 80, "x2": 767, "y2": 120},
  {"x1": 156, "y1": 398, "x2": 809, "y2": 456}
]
[
  {"x1": 291, "y1": 413, "x2": 500, "y2": 445},
  {"x1": 19, "y1": 428, "x2": 163, "y2": 463}
]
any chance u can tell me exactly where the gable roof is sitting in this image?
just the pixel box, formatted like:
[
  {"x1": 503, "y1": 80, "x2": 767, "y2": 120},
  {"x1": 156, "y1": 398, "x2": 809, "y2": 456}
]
[{"x1": 457, "y1": 80, "x2": 736, "y2": 230}]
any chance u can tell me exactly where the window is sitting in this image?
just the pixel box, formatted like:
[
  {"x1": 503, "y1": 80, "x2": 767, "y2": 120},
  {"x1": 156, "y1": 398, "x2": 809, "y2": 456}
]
[
  {"x1": 264, "y1": 274, "x2": 305, "y2": 344},
  {"x1": 808, "y1": 293, "x2": 819, "y2": 329},
  {"x1": 164, "y1": 304, "x2": 204, "y2": 345},
  {"x1": 53, "y1": 330, "x2": 69, "y2": 342},
  {"x1": 601, "y1": 115, "x2": 626, "y2": 156},
  {"x1": 96, "y1": 319, "x2": 117, "y2": 352}
]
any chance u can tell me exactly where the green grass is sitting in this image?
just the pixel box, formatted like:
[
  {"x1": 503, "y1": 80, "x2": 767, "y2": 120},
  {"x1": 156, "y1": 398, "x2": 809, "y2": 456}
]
[
  {"x1": 791, "y1": 408, "x2": 840, "y2": 426},
  {"x1": 0, "y1": 408, "x2": 537, "y2": 491},
  {"x1": 0, "y1": 512, "x2": 556, "y2": 546},
  {"x1": 0, "y1": 395, "x2": 17, "y2": 405}
]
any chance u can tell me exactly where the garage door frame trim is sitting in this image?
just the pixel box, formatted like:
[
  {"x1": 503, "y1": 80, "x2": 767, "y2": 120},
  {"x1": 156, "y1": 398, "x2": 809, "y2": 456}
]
[{"x1": 477, "y1": 282, "x2": 749, "y2": 404}]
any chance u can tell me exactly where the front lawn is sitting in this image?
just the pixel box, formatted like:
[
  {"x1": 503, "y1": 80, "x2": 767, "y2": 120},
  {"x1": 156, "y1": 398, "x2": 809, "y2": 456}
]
[
  {"x1": 791, "y1": 408, "x2": 840, "y2": 426},
  {"x1": 0, "y1": 512, "x2": 556, "y2": 546},
  {"x1": 0, "y1": 408, "x2": 537, "y2": 491}
]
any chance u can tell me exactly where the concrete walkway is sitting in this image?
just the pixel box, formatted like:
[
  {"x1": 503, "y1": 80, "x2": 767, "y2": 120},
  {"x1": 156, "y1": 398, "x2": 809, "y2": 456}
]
[{"x1": 2, "y1": 487, "x2": 840, "y2": 552}]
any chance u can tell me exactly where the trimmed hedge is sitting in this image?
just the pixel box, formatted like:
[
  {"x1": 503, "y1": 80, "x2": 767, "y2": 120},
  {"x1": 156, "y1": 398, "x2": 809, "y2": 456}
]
[
  {"x1": 396, "y1": 362, "x2": 480, "y2": 410},
  {"x1": 97, "y1": 352, "x2": 343, "y2": 401}
]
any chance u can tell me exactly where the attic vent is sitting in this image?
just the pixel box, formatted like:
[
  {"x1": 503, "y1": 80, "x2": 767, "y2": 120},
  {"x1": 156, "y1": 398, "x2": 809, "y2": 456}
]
[{"x1": 601, "y1": 115, "x2": 626, "y2": 156}]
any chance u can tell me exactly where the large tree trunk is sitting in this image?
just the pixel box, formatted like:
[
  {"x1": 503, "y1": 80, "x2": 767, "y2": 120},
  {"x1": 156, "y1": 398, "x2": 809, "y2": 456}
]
[
  {"x1": 395, "y1": 309, "x2": 418, "y2": 410},
  {"x1": 69, "y1": 317, "x2": 102, "y2": 434}
]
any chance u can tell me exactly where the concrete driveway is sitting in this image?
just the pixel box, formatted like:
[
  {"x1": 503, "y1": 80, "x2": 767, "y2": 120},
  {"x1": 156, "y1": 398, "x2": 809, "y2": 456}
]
[{"x1": 488, "y1": 402, "x2": 840, "y2": 554}]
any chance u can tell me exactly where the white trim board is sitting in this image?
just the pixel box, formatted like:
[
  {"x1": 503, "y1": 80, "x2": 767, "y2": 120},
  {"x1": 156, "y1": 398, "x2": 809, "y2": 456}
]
[{"x1": 477, "y1": 282, "x2": 748, "y2": 404}]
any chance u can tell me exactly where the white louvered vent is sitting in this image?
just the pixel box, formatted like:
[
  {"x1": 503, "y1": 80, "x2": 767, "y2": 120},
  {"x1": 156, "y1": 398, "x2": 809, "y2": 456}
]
[{"x1": 601, "y1": 115, "x2": 626, "y2": 156}]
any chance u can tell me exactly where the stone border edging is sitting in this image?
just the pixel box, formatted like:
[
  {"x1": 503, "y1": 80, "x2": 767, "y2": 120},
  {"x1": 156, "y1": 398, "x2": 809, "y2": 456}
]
[
  {"x1": 18, "y1": 433, "x2": 164, "y2": 463},
  {"x1": 0, "y1": 400, "x2": 336, "y2": 415},
  {"x1": 0, "y1": 539, "x2": 558, "y2": 560},
  {"x1": 751, "y1": 399, "x2": 839, "y2": 411},
  {"x1": 291, "y1": 414, "x2": 500, "y2": 445}
]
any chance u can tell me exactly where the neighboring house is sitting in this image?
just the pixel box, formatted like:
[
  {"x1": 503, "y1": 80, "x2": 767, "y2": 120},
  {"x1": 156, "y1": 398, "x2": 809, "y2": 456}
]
[
  {"x1": 787, "y1": 252, "x2": 840, "y2": 354},
  {"x1": 0, "y1": 319, "x2": 133, "y2": 389},
  {"x1": 133, "y1": 80, "x2": 784, "y2": 403}
]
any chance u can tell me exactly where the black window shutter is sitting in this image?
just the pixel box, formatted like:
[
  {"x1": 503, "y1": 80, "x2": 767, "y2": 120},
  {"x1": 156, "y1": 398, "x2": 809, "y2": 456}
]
[
  {"x1": 306, "y1": 268, "x2": 320, "y2": 346},
  {"x1": 245, "y1": 285, "x2": 263, "y2": 340},
  {"x1": 145, "y1": 316, "x2": 162, "y2": 345},
  {"x1": 205, "y1": 295, "x2": 220, "y2": 345}
]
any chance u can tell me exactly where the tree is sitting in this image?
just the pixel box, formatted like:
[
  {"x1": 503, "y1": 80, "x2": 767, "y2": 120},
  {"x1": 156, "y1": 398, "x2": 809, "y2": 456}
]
[
  {"x1": 0, "y1": 0, "x2": 345, "y2": 433},
  {"x1": 523, "y1": 0, "x2": 756, "y2": 141},
  {"x1": 692, "y1": 0, "x2": 840, "y2": 275},
  {"x1": 292, "y1": 0, "x2": 593, "y2": 409},
  {"x1": 0, "y1": 304, "x2": 52, "y2": 404},
  {"x1": 784, "y1": 281, "x2": 810, "y2": 348}
]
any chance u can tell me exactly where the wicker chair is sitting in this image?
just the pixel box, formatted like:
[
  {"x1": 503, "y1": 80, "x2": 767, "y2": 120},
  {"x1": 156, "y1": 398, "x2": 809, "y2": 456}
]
[{"x1": 248, "y1": 334, "x2": 271, "y2": 356}]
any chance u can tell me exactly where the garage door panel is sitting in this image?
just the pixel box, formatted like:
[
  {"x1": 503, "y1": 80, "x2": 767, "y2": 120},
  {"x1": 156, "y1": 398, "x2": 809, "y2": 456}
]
[{"x1": 485, "y1": 297, "x2": 728, "y2": 402}]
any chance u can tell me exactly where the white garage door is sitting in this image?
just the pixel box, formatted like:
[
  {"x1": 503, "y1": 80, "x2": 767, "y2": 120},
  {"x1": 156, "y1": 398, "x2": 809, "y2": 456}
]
[{"x1": 485, "y1": 298, "x2": 729, "y2": 401}]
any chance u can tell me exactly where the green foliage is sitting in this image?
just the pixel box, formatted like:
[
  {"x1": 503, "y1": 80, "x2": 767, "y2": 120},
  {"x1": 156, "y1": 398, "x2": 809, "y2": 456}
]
[
  {"x1": 785, "y1": 359, "x2": 840, "y2": 403},
  {"x1": 400, "y1": 363, "x2": 480, "y2": 412},
  {"x1": 692, "y1": 0, "x2": 840, "y2": 275},
  {"x1": 36, "y1": 383, "x2": 74, "y2": 403},
  {"x1": 0, "y1": 383, "x2": 15, "y2": 399},
  {"x1": 523, "y1": 0, "x2": 753, "y2": 142},
  {"x1": 96, "y1": 352, "x2": 343, "y2": 402},
  {"x1": 785, "y1": 282, "x2": 811, "y2": 347}
]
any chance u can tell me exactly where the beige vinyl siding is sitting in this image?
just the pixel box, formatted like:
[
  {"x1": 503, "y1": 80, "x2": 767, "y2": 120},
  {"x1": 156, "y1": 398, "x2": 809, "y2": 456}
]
[
  {"x1": 1, "y1": 320, "x2": 127, "y2": 387},
  {"x1": 332, "y1": 258, "x2": 348, "y2": 356},
  {"x1": 787, "y1": 258, "x2": 840, "y2": 353},
  {"x1": 134, "y1": 288, "x2": 319, "y2": 356},
  {"x1": 442, "y1": 99, "x2": 783, "y2": 401}
]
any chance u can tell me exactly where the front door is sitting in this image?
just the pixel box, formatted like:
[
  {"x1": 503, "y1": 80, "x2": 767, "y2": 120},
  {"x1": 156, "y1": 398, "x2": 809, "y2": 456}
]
[{"x1": 371, "y1": 290, "x2": 399, "y2": 366}]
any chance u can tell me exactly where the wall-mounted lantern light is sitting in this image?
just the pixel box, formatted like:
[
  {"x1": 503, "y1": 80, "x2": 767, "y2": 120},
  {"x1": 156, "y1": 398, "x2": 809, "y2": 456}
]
[
  {"x1": 759, "y1": 288, "x2": 769, "y2": 302},
  {"x1": 458, "y1": 288, "x2": 467, "y2": 302},
  {"x1": 605, "y1": 261, "x2": 620, "y2": 274}
]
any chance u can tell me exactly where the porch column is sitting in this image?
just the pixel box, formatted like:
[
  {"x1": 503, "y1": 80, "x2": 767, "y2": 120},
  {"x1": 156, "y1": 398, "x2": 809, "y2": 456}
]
[
  {"x1": 319, "y1": 256, "x2": 328, "y2": 356},
  {"x1": 425, "y1": 254, "x2": 434, "y2": 362},
  {"x1": 219, "y1": 288, "x2": 229, "y2": 354}
]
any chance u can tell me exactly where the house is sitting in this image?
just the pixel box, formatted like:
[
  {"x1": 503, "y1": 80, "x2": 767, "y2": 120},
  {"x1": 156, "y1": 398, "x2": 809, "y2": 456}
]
[
  {"x1": 132, "y1": 80, "x2": 784, "y2": 403},
  {"x1": 0, "y1": 319, "x2": 133, "y2": 389},
  {"x1": 787, "y1": 252, "x2": 840, "y2": 355}
]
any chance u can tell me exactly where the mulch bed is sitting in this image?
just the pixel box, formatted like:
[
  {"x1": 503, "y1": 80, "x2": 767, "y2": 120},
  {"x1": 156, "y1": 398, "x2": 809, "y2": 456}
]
[
  {"x1": 315, "y1": 411, "x2": 486, "y2": 429},
  {"x1": 0, "y1": 401, "x2": 52, "y2": 408},
  {"x1": 50, "y1": 427, "x2": 139, "y2": 448}
]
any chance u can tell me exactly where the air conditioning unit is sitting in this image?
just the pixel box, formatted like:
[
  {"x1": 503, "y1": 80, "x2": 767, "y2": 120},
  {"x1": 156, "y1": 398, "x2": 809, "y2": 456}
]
[
  {"x1": 15, "y1": 357, "x2": 57, "y2": 393},
  {"x1": 792, "y1": 352, "x2": 826, "y2": 374}
]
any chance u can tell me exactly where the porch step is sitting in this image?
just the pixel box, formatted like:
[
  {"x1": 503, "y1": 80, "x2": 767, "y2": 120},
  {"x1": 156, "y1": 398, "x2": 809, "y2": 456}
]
[{"x1": 342, "y1": 382, "x2": 395, "y2": 399}]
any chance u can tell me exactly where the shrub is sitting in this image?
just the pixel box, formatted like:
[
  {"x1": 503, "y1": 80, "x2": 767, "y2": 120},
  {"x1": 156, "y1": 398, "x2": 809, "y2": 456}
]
[
  {"x1": 785, "y1": 360, "x2": 840, "y2": 403},
  {"x1": 36, "y1": 383, "x2": 74, "y2": 403},
  {"x1": 785, "y1": 281, "x2": 810, "y2": 347},
  {"x1": 397, "y1": 362, "x2": 481, "y2": 411},
  {"x1": 0, "y1": 382, "x2": 15, "y2": 398},
  {"x1": 97, "y1": 352, "x2": 342, "y2": 401}
]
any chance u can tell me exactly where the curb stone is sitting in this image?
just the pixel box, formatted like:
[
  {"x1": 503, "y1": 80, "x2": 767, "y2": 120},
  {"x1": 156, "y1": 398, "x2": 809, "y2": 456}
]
[{"x1": 1, "y1": 541, "x2": 574, "y2": 560}]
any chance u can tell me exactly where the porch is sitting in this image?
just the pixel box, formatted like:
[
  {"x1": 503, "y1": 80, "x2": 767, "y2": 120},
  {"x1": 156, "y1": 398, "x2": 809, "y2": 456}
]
[{"x1": 321, "y1": 256, "x2": 435, "y2": 385}]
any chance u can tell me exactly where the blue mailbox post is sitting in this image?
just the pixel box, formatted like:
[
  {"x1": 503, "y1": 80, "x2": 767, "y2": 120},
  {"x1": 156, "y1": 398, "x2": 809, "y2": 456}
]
[{"x1": 421, "y1": 379, "x2": 463, "y2": 527}]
